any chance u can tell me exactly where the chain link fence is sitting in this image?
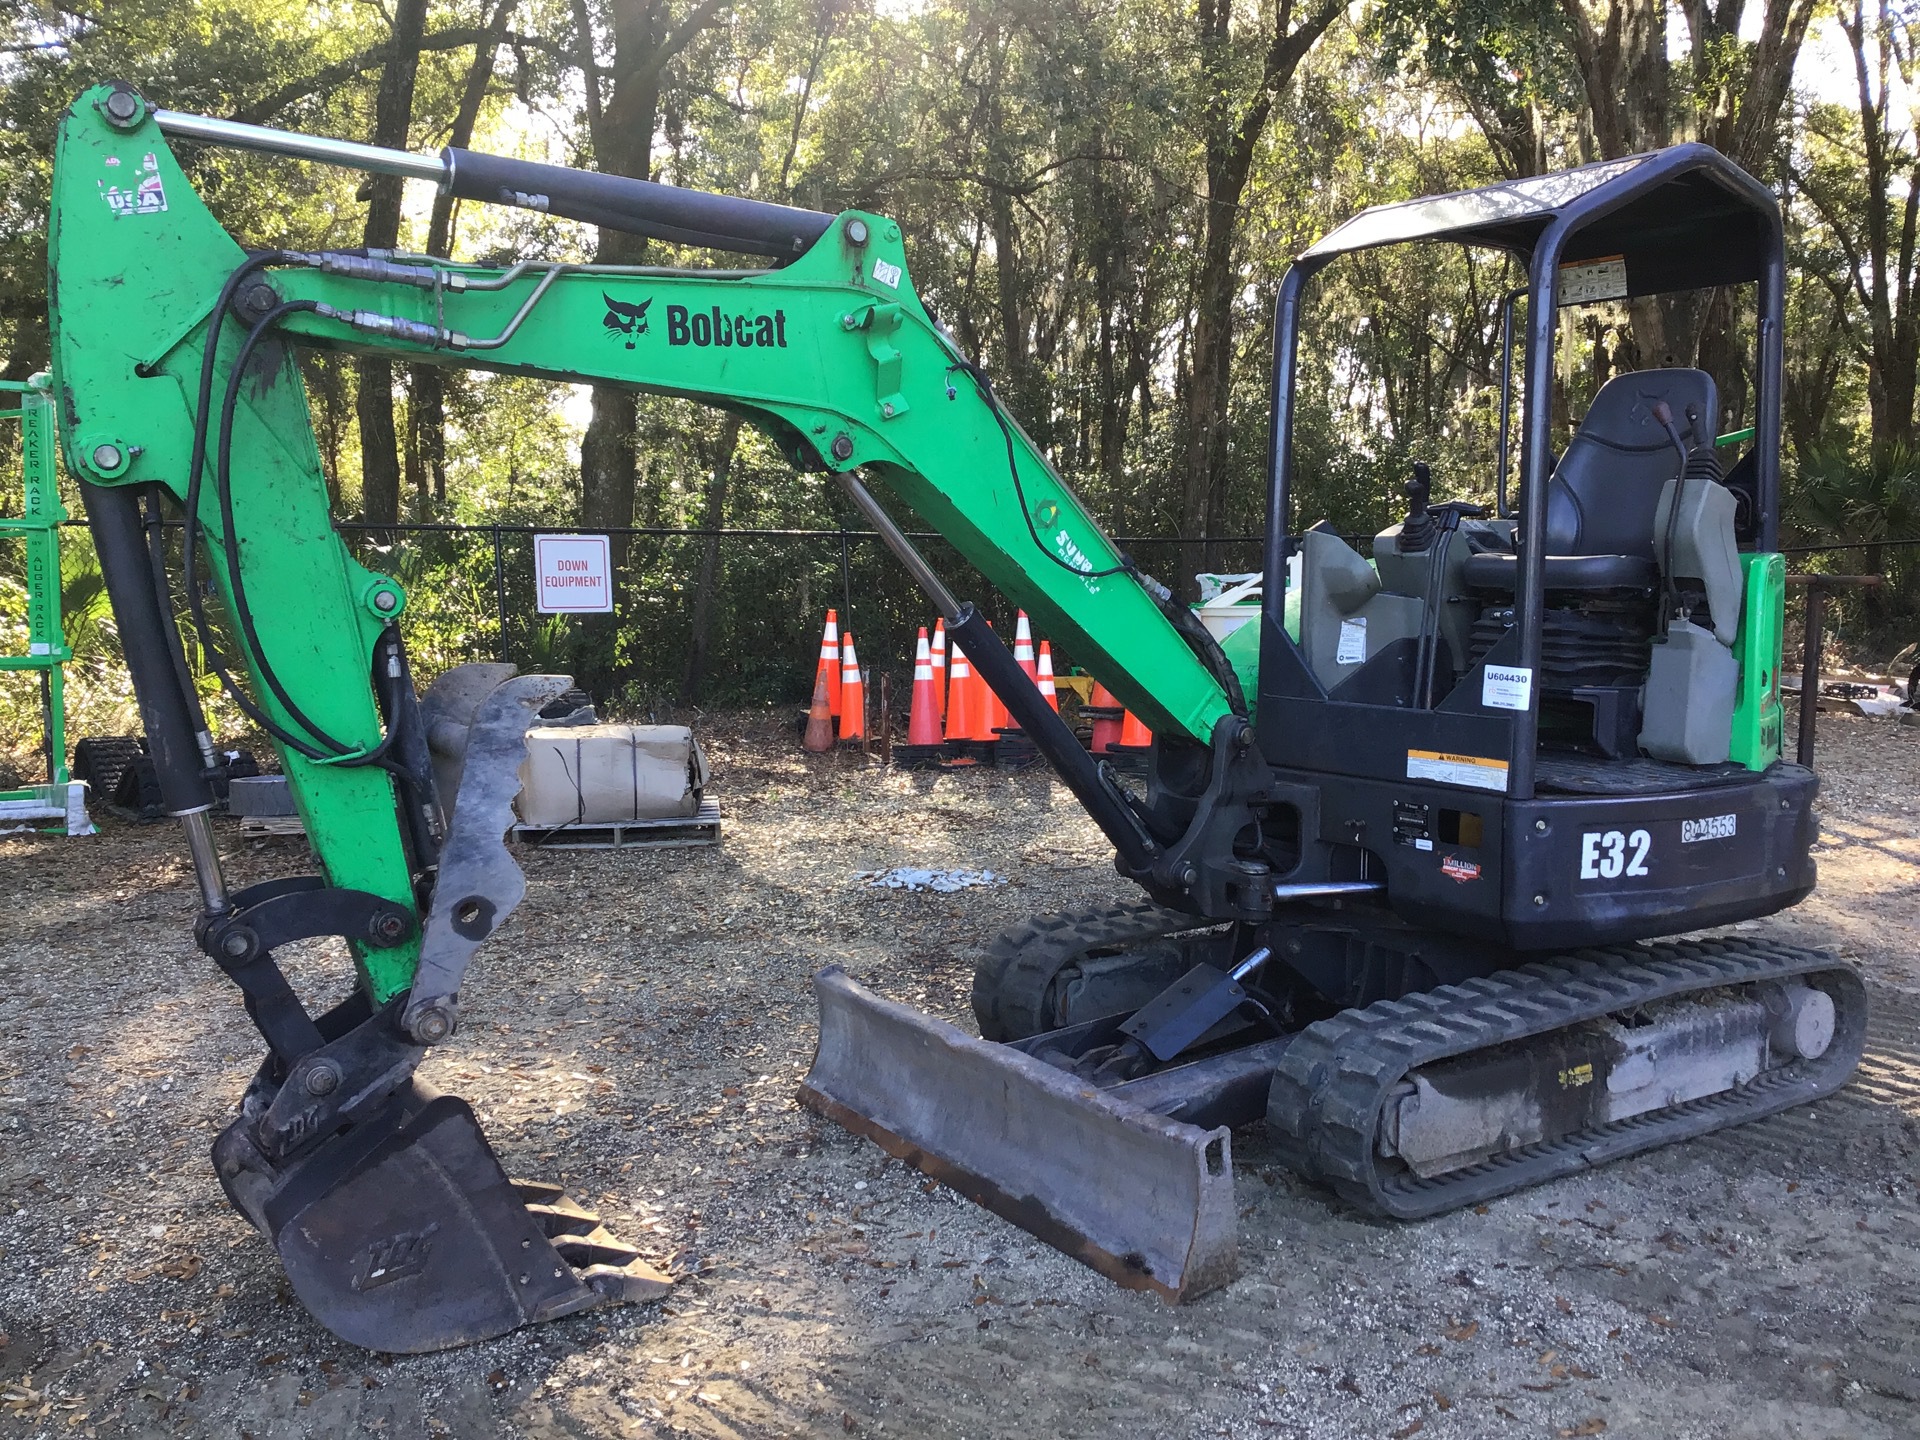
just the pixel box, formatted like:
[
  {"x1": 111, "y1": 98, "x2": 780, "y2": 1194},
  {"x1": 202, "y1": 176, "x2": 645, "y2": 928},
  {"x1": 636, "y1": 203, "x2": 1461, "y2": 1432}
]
[{"x1": 328, "y1": 521, "x2": 1267, "y2": 708}]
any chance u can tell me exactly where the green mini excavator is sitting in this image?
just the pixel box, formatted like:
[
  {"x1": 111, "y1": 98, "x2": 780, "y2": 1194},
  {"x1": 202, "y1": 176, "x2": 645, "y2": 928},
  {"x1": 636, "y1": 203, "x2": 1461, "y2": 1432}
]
[{"x1": 47, "y1": 82, "x2": 1863, "y2": 1349}]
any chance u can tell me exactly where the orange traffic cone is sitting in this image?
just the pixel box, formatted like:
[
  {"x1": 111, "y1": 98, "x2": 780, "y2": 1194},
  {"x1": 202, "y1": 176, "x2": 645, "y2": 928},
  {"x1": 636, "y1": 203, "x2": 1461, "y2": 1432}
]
[
  {"x1": 899, "y1": 628, "x2": 944, "y2": 768},
  {"x1": 814, "y1": 609, "x2": 843, "y2": 719},
  {"x1": 1012, "y1": 611, "x2": 1038, "y2": 682},
  {"x1": 945, "y1": 646, "x2": 978, "y2": 745},
  {"x1": 981, "y1": 623, "x2": 1011, "y2": 739},
  {"x1": 803, "y1": 657, "x2": 835, "y2": 753},
  {"x1": 1086, "y1": 680, "x2": 1124, "y2": 754},
  {"x1": 931, "y1": 618, "x2": 948, "y2": 721},
  {"x1": 1036, "y1": 641, "x2": 1060, "y2": 712},
  {"x1": 838, "y1": 633, "x2": 865, "y2": 744},
  {"x1": 1108, "y1": 706, "x2": 1152, "y2": 775},
  {"x1": 907, "y1": 628, "x2": 941, "y2": 746}
]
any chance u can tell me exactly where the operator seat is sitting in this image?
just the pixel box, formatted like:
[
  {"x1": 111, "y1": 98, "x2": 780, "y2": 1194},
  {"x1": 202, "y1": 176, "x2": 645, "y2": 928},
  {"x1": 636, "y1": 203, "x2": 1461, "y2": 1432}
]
[{"x1": 1462, "y1": 367, "x2": 1718, "y2": 593}]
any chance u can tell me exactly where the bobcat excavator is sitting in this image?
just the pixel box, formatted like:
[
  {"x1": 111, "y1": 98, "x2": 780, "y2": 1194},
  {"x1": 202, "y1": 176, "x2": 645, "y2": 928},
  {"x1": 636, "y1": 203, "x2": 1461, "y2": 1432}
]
[{"x1": 48, "y1": 83, "x2": 1864, "y2": 1349}]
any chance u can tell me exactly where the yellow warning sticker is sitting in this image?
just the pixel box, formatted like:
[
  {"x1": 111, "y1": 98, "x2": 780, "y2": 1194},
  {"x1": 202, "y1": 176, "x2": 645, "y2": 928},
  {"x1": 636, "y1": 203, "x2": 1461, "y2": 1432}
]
[
  {"x1": 1406, "y1": 749, "x2": 1510, "y2": 794},
  {"x1": 1558, "y1": 1062, "x2": 1595, "y2": 1089}
]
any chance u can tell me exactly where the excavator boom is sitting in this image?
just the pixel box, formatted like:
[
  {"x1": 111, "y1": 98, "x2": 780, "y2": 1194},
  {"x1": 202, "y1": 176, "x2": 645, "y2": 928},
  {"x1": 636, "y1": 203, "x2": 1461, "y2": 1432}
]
[{"x1": 47, "y1": 85, "x2": 1259, "y2": 1345}]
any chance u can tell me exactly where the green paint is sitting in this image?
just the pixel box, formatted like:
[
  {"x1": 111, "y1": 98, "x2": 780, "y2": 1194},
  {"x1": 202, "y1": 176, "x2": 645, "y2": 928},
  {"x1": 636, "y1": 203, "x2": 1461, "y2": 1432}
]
[
  {"x1": 1729, "y1": 551, "x2": 1785, "y2": 771},
  {"x1": 0, "y1": 375, "x2": 76, "y2": 809},
  {"x1": 49, "y1": 87, "x2": 1234, "y2": 1002}
]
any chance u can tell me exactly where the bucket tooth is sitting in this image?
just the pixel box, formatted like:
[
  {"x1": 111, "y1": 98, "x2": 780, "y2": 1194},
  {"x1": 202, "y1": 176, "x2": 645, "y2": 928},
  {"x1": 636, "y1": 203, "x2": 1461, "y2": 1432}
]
[{"x1": 800, "y1": 967, "x2": 1238, "y2": 1303}]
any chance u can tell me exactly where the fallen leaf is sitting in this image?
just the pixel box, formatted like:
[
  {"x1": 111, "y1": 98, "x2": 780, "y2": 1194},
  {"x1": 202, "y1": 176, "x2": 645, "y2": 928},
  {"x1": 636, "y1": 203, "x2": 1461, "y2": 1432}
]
[
  {"x1": 1555, "y1": 1296, "x2": 1573, "y2": 1314},
  {"x1": 1391, "y1": 1421, "x2": 1424, "y2": 1439},
  {"x1": 1443, "y1": 1321, "x2": 1479, "y2": 1342},
  {"x1": 1432, "y1": 1393, "x2": 1452, "y2": 1411},
  {"x1": 157, "y1": 1256, "x2": 203, "y2": 1282},
  {"x1": 1558, "y1": 1421, "x2": 1607, "y2": 1438},
  {"x1": 1647, "y1": 1313, "x2": 1675, "y2": 1329}
]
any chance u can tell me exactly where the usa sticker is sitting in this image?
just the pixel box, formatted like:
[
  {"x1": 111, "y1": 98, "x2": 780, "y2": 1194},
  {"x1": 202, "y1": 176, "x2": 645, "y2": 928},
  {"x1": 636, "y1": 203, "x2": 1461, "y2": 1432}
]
[
  {"x1": 1682, "y1": 813, "x2": 1737, "y2": 843},
  {"x1": 871, "y1": 258, "x2": 902, "y2": 289},
  {"x1": 1482, "y1": 664, "x2": 1533, "y2": 711},
  {"x1": 100, "y1": 152, "x2": 168, "y2": 217}
]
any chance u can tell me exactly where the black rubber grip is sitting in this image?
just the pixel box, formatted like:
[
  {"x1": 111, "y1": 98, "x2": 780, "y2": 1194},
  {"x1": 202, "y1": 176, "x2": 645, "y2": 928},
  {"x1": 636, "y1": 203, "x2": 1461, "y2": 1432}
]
[{"x1": 442, "y1": 148, "x2": 834, "y2": 259}]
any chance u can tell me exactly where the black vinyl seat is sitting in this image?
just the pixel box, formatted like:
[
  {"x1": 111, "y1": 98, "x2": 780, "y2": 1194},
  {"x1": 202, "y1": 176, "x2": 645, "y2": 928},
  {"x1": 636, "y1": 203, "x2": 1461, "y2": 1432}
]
[
  {"x1": 1463, "y1": 367, "x2": 1718, "y2": 594},
  {"x1": 1462, "y1": 550, "x2": 1659, "y2": 591}
]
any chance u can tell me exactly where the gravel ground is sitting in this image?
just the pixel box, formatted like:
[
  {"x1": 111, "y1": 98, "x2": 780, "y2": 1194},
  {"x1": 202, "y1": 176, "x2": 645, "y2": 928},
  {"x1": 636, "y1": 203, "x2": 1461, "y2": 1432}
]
[{"x1": 2, "y1": 708, "x2": 1918, "y2": 1440}]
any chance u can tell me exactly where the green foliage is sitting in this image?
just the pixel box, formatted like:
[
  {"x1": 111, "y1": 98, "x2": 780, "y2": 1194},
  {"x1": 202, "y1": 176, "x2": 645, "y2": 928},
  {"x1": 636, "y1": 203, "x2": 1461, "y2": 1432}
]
[{"x1": 0, "y1": 0, "x2": 1900, "y2": 765}]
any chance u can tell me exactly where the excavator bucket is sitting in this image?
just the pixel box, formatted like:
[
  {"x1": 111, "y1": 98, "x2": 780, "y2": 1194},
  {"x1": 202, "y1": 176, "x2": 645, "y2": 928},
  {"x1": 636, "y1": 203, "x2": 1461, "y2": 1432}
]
[
  {"x1": 799, "y1": 968, "x2": 1238, "y2": 1302},
  {"x1": 225, "y1": 1082, "x2": 669, "y2": 1353},
  {"x1": 212, "y1": 665, "x2": 667, "y2": 1352}
]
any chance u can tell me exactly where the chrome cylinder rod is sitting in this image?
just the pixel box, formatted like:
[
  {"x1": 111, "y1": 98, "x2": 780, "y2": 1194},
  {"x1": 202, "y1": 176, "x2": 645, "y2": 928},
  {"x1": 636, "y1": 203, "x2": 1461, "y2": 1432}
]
[
  {"x1": 835, "y1": 471, "x2": 963, "y2": 620},
  {"x1": 154, "y1": 110, "x2": 447, "y2": 186},
  {"x1": 178, "y1": 807, "x2": 231, "y2": 914},
  {"x1": 1272, "y1": 879, "x2": 1385, "y2": 901}
]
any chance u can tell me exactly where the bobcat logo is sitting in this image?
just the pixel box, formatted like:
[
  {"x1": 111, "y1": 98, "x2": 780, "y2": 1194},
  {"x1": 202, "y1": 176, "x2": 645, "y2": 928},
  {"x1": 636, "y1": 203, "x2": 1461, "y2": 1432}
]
[
  {"x1": 353, "y1": 1223, "x2": 440, "y2": 1290},
  {"x1": 602, "y1": 293, "x2": 652, "y2": 348}
]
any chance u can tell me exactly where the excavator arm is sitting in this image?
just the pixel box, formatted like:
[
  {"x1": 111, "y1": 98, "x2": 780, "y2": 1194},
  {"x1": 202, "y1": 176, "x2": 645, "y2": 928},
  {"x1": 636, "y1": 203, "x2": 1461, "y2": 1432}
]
[{"x1": 47, "y1": 85, "x2": 1268, "y2": 1347}]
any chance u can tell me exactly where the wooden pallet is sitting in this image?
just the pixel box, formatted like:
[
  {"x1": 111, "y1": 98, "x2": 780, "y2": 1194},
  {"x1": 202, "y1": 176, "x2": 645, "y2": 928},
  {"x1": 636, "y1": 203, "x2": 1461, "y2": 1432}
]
[
  {"x1": 511, "y1": 796, "x2": 721, "y2": 850},
  {"x1": 238, "y1": 814, "x2": 307, "y2": 838}
]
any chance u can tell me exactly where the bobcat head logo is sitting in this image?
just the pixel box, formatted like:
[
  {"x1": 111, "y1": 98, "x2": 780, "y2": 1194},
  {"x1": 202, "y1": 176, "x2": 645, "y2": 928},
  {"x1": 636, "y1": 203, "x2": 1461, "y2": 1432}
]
[{"x1": 602, "y1": 293, "x2": 652, "y2": 349}]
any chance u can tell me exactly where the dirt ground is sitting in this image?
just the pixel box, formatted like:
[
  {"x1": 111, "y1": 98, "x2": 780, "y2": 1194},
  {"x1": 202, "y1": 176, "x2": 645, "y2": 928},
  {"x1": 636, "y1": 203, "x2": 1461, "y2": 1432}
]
[{"x1": 2, "y1": 708, "x2": 1919, "y2": 1440}]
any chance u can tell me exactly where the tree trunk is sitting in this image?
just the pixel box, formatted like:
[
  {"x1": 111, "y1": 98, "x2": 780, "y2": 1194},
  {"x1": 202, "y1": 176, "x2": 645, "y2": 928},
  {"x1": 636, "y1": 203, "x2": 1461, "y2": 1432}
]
[
  {"x1": 409, "y1": 0, "x2": 516, "y2": 510},
  {"x1": 355, "y1": 0, "x2": 430, "y2": 529},
  {"x1": 682, "y1": 415, "x2": 742, "y2": 703},
  {"x1": 1180, "y1": 0, "x2": 1341, "y2": 593}
]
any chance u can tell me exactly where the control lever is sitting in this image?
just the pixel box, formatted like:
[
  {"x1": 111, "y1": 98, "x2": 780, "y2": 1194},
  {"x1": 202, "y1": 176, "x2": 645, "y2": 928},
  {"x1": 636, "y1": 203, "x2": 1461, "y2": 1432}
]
[
  {"x1": 1650, "y1": 400, "x2": 1693, "y2": 628},
  {"x1": 1398, "y1": 461, "x2": 1435, "y2": 553}
]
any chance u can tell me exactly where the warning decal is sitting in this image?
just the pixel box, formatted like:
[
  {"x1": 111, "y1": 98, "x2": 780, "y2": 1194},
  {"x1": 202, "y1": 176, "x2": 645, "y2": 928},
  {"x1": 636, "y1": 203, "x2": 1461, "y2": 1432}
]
[{"x1": 1407, "y1": 748, "x2": 1510, "y2": 794}]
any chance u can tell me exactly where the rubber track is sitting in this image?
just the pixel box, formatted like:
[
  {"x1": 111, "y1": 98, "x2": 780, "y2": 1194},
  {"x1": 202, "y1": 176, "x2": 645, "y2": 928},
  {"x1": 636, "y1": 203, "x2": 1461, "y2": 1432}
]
[
  {"x1": 1265, "y1": 935, "x2": 1869, "y2": 1220},
  {"x1": 971, "y1": 899, "x2": 1206, "y2": 1042}
]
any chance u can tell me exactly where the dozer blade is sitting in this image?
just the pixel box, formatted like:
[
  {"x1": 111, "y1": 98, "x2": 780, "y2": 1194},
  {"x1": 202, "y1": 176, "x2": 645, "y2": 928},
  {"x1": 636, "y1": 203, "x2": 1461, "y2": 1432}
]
[
  {"x1": 799, "y1": 967, "x2": 1238, "y2": 1302},
  {"x1": 227, "y1": 1081, "x2": 669, "y2": 1354}
]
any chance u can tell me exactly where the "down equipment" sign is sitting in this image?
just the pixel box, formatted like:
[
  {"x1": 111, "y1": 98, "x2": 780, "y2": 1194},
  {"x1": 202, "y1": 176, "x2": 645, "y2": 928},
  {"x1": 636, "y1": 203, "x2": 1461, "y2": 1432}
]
[{"x1": 535, "y1": 533, "x2": 613, "y2": 614}]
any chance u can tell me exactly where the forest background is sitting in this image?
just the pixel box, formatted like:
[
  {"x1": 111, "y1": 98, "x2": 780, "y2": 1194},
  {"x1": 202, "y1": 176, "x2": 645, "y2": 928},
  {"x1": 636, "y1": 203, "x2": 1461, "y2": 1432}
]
[{"x1": 0, "y1": 0, "x2": 1914, "y2": 755}]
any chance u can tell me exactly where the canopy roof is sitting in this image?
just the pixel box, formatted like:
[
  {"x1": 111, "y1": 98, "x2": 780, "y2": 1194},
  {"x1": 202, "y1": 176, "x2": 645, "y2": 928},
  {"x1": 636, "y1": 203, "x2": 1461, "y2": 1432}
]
[{"x1": 1301, "y1": 144, "x2": 1778, "y2": 298}]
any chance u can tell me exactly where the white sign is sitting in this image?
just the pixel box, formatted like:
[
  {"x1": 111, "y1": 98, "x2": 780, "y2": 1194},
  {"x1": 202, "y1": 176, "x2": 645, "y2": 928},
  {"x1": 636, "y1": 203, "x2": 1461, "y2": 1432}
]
[
  {"x1": 535, "y1": 533, "x2": 613, "y2": 613},
  {"x1": 1482, "y1": 664, "x2": 1534, "y2": 712},
  {"x1": 1559, "y1": 254, "x2": 1628, "y2": 306},
  {"x1": 1336, "y1": 616, "x2": 1368, "y2": 665}
]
